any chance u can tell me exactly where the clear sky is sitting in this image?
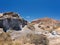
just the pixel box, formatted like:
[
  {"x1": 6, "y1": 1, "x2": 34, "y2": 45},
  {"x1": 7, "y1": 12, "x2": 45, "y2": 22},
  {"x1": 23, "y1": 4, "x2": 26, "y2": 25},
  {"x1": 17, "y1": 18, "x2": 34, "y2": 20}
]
[{"x1": 0, "y1": 0, "x2": 60, "y2": 21}]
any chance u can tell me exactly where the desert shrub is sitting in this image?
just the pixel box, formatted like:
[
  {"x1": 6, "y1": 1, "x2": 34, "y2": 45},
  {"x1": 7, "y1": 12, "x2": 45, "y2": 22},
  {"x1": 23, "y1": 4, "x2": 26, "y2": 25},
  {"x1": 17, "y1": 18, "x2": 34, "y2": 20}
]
[
  {"x1": 26, "y1": 33, "x2": 49, "y2": 45},
  {"x1": 0, "y1": 31, "x2": 49, "y2": 45},
  {"x1": 12, "y1": 40, "x2": 22, "y2": 45},
  {"x1": 0, "y1": 32, "x2": 13, "y2": 45}
]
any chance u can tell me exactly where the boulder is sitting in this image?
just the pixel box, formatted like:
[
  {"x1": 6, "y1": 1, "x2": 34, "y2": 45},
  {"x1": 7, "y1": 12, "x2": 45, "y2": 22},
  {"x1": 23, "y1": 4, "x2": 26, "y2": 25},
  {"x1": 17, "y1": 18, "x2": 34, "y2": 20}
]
[{"x1": 0, "y1": 12, "x2": 28, "y2": 32}]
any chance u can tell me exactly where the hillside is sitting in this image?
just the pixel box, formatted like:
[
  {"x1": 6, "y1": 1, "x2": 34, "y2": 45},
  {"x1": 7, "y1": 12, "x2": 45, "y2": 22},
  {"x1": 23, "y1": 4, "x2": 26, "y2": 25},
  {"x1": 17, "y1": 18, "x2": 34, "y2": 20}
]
[{"x1": 0, "y1": 12, "x2": 60, "y2": 45}]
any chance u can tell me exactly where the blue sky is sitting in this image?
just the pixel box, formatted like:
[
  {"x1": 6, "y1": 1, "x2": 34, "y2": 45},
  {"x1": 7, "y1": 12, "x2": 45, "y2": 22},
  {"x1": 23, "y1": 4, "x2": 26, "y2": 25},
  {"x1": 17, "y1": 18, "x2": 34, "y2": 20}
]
[{"x1": 0, "y1": 0, "x2": 60, "y2": 21}]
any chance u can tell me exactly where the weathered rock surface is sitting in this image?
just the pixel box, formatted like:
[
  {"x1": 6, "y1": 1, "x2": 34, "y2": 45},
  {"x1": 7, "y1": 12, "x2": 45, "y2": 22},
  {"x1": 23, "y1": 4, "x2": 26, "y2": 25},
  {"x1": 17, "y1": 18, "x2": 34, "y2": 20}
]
[{"x1": 0, "y1": 12, "x2": 28, "y2": 32}]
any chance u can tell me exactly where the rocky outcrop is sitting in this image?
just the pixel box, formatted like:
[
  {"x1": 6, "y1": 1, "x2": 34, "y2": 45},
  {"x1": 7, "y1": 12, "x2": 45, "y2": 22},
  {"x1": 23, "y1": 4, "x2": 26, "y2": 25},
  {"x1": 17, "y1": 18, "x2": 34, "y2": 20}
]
[{"x1": 0, "y1": 12, "x2": 28, "y2": 32}]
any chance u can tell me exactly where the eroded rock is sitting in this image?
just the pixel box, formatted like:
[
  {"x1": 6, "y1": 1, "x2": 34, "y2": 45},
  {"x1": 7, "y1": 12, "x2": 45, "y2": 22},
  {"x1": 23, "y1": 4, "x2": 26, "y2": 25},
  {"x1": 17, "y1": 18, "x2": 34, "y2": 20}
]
[{"x1": 0, "y1": 12, "x2": 28, "y2": 32}]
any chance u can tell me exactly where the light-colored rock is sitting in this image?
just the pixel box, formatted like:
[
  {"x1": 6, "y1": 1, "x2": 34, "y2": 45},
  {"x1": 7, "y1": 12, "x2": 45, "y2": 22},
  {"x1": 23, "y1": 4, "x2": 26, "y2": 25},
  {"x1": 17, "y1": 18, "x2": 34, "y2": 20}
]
[
  {"x1": 7, "y1": 30, "x2": 22, "y2": 40},
  {"x1": 0, "y1": 28, "x2": 4, "y2": 33}
]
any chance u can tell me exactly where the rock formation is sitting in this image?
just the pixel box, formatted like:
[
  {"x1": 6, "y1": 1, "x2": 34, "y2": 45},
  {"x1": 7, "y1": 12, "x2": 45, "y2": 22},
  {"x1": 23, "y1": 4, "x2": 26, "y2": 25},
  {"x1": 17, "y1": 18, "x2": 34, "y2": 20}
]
[{"x1": 0, "y1": 12, "x2": 28, "y2": 32}]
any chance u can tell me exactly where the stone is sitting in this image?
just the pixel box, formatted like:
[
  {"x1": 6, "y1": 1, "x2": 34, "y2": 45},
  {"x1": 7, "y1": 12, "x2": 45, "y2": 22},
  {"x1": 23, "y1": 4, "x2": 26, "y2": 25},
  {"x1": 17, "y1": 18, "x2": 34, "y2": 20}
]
[{"x1": 0, "y1": 12, "x2": 28, "y2": 32}]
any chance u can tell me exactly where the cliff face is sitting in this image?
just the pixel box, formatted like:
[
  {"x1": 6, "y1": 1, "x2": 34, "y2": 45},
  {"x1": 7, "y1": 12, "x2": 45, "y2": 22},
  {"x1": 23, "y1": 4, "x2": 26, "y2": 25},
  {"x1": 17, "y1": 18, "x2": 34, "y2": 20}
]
[{"x1": 0, "y1": 12, "x2": 27, "y2": 32}]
